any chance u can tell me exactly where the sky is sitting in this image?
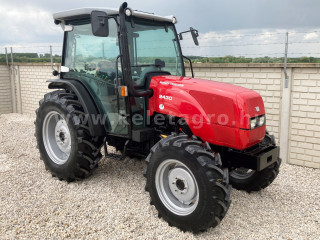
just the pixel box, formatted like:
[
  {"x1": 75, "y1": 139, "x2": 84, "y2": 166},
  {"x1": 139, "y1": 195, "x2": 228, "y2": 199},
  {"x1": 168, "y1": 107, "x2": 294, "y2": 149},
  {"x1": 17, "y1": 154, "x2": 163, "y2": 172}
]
[{"x1": 1, "y1": 0, "x2": 320, "y2": 57}]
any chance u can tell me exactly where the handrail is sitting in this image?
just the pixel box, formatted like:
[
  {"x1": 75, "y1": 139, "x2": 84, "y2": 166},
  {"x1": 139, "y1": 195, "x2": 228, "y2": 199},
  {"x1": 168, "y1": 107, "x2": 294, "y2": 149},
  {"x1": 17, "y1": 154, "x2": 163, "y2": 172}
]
[{"x1": 183, "y1": 55, "x2": 194, "y2": 78}]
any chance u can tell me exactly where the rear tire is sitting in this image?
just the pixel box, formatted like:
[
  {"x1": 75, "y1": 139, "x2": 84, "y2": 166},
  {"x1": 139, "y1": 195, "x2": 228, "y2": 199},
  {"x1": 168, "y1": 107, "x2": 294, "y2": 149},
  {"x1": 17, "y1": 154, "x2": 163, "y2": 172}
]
[
  {"x1": 35, "y1": 90, "x2": 103, "y2": 181},
  {"x1": 144, "y1": 134, "x2": 231, "y2": 233}
]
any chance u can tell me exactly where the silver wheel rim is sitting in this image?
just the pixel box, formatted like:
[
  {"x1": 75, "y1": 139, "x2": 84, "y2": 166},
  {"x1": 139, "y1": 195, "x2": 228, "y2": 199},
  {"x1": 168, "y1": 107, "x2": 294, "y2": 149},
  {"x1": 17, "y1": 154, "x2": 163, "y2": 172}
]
[
  {"x1": 230, "y1": 167, "x2": 256, "y2": 179},
  {"x1": 155, "y1": 159, "x2": 199, "y2": 216},
  {"x1": 42, "y1": 111, "x2": 71, "y2": 165}
]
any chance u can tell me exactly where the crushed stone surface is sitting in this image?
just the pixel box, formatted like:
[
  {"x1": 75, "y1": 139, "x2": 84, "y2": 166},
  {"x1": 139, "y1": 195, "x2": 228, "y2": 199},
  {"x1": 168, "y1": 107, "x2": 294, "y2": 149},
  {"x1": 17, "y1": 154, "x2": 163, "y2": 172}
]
[{"x1": 0, "y1": 113, "x2": 319, "y2": 239}]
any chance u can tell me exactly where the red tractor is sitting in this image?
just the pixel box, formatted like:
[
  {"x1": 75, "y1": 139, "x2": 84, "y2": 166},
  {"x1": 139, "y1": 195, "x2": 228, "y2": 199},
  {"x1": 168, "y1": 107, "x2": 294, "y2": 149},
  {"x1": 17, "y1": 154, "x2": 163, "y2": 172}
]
[{"x1": 35, "y1": 2, "x2": 281, "y2": 233}]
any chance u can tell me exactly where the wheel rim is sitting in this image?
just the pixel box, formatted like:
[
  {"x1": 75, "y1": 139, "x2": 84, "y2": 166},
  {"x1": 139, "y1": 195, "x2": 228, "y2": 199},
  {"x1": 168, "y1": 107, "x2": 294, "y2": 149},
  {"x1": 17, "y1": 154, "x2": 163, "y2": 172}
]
[
  {"x1": 230, "y1": 167, "x2": 256, "y2": 179},
  {"x1": 155, "y1": 159, "x2": 199, "y2": 216},
  {"x1": 42, "y1": 111, "x2": 71, "y2": 165}
]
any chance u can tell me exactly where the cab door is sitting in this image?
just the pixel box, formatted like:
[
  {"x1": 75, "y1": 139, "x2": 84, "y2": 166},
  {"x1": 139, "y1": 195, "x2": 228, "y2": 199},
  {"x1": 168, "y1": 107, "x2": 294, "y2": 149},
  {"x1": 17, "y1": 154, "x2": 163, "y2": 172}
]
[{"x1": 62, "y1": 18, "x2": 128, "y2": 135}]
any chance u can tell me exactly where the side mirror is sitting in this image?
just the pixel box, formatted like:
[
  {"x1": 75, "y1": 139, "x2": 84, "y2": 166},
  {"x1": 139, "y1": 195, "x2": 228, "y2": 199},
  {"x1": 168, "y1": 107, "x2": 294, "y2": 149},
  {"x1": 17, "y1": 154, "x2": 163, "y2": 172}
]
[
  {"x1": 178, "y1": 27, "x2": 199, "y2": 46},
  {"x1": 155, "y1": 59, "x2": 165, "y2": 69},
  {"x1": 190, "y1": 27, "x2": 199, "y2": 46},
  {"x1": 91, "y1": 11, "x2": 109, "y2": 37}
]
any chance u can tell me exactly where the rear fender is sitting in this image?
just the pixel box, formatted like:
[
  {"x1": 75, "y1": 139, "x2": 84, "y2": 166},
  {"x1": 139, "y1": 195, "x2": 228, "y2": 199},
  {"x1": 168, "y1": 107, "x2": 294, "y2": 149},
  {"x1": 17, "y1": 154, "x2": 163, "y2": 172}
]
[{"x1": 47, "y1": 79, "x2": 108, "y2": 136}]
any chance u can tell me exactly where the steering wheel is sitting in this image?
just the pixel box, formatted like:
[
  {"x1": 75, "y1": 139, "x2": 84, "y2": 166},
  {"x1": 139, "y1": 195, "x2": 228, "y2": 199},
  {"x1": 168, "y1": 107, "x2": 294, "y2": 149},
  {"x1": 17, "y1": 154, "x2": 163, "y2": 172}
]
[
  {"x1": 96, "y1": 61, "x2": 117, "y2": 81},
  {"x1": 138, "y1": 66, "x2": 159, "y2": 86}
]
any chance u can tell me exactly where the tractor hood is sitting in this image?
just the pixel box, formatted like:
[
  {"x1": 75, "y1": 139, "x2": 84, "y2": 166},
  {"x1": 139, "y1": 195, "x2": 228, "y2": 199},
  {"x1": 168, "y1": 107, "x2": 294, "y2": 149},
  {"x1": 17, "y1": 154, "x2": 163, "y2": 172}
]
[{"x1": 148, "y1": 75, "x2": 266, "y2": 149}]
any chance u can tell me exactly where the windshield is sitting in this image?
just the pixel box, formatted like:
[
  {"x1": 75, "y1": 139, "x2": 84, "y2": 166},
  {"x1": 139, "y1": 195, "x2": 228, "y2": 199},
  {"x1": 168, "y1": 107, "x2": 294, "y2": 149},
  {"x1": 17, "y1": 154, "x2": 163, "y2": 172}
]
[{"x1": 126, "y1": 18, "x2": 184, "y2": 86}]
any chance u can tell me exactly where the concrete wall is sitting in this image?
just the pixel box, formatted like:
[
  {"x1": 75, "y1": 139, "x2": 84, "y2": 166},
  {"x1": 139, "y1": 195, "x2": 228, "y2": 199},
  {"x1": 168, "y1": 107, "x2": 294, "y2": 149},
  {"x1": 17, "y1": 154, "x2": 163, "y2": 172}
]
[
  {"x1": 18, "y1": 64, "x2": 58, "y2": 115},
  {"x1": 289, "y1": 67, "x2": 320, "y2": 168},
  {"x1": 0, "y1": 64, "x2": 12, "y2": 113},
  {"x1": 0, "y1": 62, "x2": 319, "y2": 168}
]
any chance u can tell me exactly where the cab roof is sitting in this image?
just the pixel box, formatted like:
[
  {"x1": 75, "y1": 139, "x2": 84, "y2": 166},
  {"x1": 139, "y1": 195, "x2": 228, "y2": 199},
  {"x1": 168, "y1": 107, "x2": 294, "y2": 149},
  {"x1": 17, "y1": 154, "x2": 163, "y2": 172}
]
[{"x1": 53, "y1": 7, "x2": 176, "y2": 23}]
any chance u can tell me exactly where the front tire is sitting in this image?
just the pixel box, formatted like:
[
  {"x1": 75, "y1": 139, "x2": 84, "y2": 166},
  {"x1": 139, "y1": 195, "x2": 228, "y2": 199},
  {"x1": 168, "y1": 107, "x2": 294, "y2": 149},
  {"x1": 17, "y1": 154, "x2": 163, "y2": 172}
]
[
  {"x1": 144, "y1": 134, "x2": 231, "y2": 233},
  {"x1": 35, "y1": 90, "x2": 103, "y2": 181},
  {"x1": 229, "y1": 132, "x2": 281, "y2": 192},
  {"x1": 229, "y1": 158, "x2": 281, "y2": 192}
]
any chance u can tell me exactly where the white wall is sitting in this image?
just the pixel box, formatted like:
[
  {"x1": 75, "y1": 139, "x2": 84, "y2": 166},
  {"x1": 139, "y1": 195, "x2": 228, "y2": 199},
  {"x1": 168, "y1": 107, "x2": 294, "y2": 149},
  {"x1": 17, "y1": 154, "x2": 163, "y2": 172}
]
[
  {"x1": 0, "y1": 64, "x2": 12, "y2": 114},
  {"x1": 1, "y1": 62, "x2": 319, "y2": 168}
]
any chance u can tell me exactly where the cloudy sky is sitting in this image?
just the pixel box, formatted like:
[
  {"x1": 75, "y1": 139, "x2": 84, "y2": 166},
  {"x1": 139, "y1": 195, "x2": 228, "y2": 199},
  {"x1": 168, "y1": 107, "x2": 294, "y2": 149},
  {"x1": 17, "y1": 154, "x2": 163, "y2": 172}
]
[{"x1": 1, "y1": 0, "x2": 320, "y2": 57}]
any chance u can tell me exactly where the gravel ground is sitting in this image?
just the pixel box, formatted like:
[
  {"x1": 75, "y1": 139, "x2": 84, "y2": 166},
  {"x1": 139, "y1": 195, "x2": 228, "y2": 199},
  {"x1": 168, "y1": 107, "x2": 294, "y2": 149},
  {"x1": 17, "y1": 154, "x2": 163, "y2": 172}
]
[{"x1": 0, "y1": 113, "x2": 319, "y2": 239}]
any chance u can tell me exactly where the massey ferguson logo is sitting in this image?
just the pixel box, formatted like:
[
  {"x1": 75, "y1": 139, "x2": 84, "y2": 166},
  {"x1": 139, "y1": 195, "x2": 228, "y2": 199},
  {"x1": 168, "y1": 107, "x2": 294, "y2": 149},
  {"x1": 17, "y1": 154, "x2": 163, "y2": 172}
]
[{"x1": 255, "y1": 106, "x2": 260, "y2": 112}]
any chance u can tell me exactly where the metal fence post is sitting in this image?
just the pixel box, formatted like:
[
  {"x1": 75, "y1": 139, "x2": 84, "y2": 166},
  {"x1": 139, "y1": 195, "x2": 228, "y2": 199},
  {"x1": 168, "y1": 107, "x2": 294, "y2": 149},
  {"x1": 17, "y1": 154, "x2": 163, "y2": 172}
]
[
  {"x1": 9, "y1": 47, "x2": 17, "y2": 113},
  {"x1": 15, "y1": 65, "x2": 22, "y2": 114},
  {"x1": 10, "y1": 47, "x2": 14, "y2": 66},
  {"x1": 279, "y1": 31, "x2": 292, "y2": 164},
  {"x1": 284, "y1": 32, "x2": 289, "y2": 88},
  {"x1": 50, "y1": 45, "x2": 54, "y2": 70},
  {"x1": 5, "y1": 47, "x2": 9, "y2": 66}
]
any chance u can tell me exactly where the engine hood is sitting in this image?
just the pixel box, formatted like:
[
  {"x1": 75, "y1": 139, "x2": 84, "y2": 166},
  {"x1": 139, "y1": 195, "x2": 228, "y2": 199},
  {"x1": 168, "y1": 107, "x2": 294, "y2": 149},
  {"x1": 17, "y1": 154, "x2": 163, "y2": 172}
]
[
  {"x1": 153, "y1": 75, "x2": 251, "y2": 95},
  {"x1": 149, "y1": 75, "x2": 265, "y2": 129},
  {"x1": 148, "y1": 75, "x2": 266, "y2": 149}
]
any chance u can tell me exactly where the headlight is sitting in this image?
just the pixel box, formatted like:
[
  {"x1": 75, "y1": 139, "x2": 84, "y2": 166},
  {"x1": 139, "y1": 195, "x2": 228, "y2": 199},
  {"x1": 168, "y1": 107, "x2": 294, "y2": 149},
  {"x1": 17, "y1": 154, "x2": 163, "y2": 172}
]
[
  {"x1": 250, "y1": 115, "x2": 266, "y2": 129},
  {"x1": 258, "y1": 115, "x2": 265, "y2": 126},
  {"x1": 250, "y1": 118, "x2": 257, "y2": 129}
]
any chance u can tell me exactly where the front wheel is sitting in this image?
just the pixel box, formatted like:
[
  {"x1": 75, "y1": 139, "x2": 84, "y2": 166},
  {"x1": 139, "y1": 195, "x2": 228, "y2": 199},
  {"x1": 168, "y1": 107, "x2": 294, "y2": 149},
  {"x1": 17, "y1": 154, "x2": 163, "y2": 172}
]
[
  {"x1": 229, "y1": 158, "x2": 281, "y2": 192},
  {"x1": 229, "y1": 132, "x2": 281, "y2": 192},
  {"x1": 144, "y1": 134, "x2": 231, "y2": 233}
]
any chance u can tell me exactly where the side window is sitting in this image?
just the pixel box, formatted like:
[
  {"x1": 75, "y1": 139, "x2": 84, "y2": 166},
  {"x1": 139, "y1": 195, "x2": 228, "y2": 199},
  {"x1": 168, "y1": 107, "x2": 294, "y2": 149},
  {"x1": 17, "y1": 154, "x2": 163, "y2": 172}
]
[
  {"x1": 63, "y1": 18, "x2": 128, "y2": 135},
  {"x1": 64, "y1": 19, "x2": 120, "y2": 80}
]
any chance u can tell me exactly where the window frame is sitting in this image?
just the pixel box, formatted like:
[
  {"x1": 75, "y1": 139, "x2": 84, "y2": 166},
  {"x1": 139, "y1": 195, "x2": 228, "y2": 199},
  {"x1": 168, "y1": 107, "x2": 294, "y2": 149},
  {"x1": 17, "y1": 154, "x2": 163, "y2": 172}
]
[{"x1": 125, "y1": 17, "x2": 185, "y2": 78}]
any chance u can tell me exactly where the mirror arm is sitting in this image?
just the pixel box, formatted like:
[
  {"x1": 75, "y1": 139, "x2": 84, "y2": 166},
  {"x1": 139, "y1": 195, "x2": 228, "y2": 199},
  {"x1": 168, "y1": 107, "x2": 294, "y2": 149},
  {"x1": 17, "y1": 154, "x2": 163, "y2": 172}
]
[
  {"x1": 178, "y1": 29, "x2": 198, "y2": 37},
  {"x1": 179, "y1": 30, "x2": 191, "y2": 35},
  {"x1": 178, "y1": 30, "x2": 189, "y2": 40},
  {"x1": 183, "y1": 55, "x2": 194, "y2": 78}
]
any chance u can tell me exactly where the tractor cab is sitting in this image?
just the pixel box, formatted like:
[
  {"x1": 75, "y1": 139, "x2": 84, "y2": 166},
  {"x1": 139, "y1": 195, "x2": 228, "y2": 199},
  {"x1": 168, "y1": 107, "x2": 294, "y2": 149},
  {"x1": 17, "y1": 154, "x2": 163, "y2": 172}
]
[{"x1": 53, "y1": 3, "x2": 196, "y2": 138}]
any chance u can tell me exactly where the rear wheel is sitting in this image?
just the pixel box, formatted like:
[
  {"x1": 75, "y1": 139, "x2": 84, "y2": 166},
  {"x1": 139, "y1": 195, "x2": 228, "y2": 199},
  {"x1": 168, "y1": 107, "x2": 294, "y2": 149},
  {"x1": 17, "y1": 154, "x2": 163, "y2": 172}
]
[
  {"x1": 35, "y1": 90, "x2": 103, "y2": 181},
  {"x1": 42, "y1": 111, "x2": 72, "y2": 165},
  {"x1": 144, "y1": 134, "x2": 231, "y2": 233}
]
